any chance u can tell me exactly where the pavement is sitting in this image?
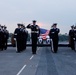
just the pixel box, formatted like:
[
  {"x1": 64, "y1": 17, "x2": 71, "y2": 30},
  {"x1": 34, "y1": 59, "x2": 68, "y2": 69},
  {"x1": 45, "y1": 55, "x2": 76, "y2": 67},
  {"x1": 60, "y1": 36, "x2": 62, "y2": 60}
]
[{"x1": 0, "y1": 46, "x2": 76, "y2": 75}]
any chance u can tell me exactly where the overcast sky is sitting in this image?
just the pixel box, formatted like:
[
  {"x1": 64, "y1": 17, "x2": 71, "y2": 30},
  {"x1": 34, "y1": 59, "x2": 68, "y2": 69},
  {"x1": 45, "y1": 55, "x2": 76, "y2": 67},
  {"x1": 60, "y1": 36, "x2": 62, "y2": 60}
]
[{"x1": 0, "y1": 0, "x2": 76, "y2": 34}]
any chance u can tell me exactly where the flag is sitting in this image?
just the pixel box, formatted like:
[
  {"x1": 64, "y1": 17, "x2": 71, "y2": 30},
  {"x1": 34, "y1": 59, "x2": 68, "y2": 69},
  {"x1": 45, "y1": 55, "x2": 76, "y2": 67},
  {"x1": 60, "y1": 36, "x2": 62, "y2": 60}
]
[{"x1": 40, "y1": 28, "x2": 49, "y2": 40}]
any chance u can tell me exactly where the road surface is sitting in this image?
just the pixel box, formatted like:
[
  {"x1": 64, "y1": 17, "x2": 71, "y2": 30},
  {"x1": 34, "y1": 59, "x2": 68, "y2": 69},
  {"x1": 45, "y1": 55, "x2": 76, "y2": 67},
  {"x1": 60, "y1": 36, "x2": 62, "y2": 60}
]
[{"x1": 0, "y1": 46, "x2": 76, "y2": 75}]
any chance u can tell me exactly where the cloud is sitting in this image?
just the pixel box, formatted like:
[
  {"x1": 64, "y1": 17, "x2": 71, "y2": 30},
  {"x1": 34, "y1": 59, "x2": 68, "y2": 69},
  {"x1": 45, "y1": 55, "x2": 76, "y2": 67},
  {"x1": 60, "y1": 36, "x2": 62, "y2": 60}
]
[{"x1": 0, "y1": 0, "x2": 76, "y2": 34}]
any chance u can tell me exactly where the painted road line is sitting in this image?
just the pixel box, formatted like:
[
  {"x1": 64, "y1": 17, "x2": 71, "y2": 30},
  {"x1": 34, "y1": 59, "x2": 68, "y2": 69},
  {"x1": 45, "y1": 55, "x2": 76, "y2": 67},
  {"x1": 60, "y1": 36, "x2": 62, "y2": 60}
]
[
  {"x1": 30, "y1": 55, "x2": 34, "y2": 60},
  {"x1": 16, "y1": 65, "x2": 26, "y2": 75}
]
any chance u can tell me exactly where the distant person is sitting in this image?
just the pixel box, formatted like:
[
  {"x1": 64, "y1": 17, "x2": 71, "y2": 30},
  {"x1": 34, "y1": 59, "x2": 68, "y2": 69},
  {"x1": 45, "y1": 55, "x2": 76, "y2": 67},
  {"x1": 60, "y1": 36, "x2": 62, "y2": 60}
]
[
  {"x1": 49, "y1": 23, "x2": 60, "y2": 53},
  {"x1": 20, "y1": 24, "x2": 28, "y2": 51},
  {"x1": 19, "y1": 24, "x2": 24, "y2": 51},
  {"x1": 1, "y1": 26, "x2": 5, "y2": 50},
  {"x1": 69, "y1": 25, "x2": 75, "y2": 50},
  {"x1": 27, "y1": 20, "x2": 40, "y2": 54},
  {"x1": 23, "y1": 26, "x2": 28, "y2": 50},
  {"x1": 14, "y1": 24, "x2": 22, "y2": 53},
  {"x1": 3, "y1": 26, "x2": 9, "y2": 50},
  {"x1": 0, "y1": 25, "x2": 4, "y2": 50},
  {"x1": 74, "y1": 26, "x2": 76, "y2": 40}
]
